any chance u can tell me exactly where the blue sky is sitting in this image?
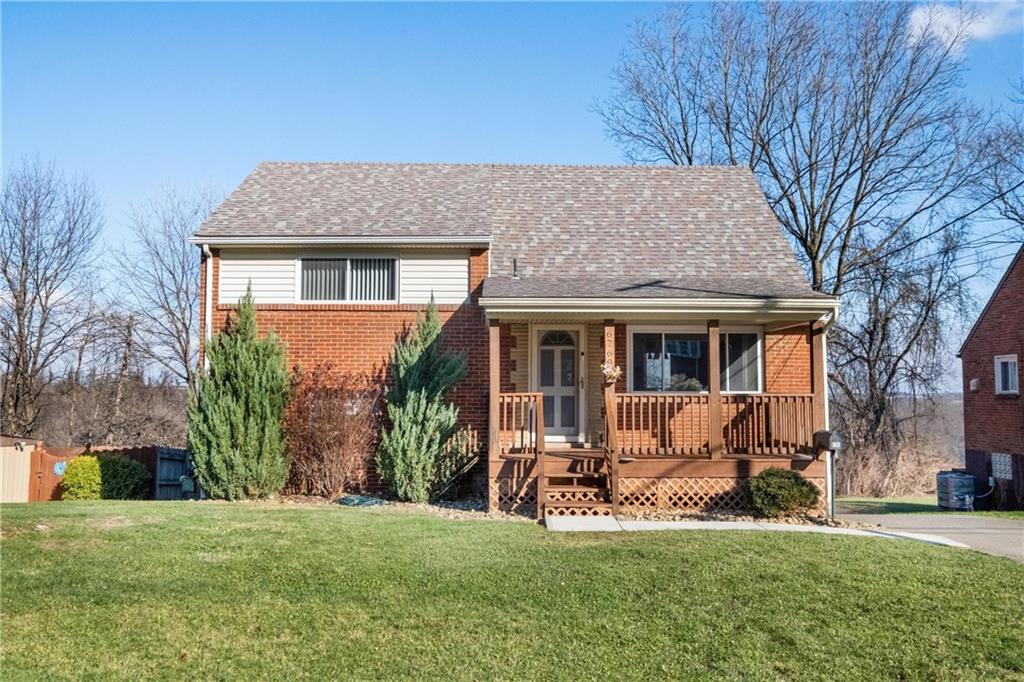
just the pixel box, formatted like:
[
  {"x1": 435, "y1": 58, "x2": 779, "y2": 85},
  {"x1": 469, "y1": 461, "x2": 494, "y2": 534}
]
[{"x1": 4, "y1": 2, "x2": 1021, "y2": 241}]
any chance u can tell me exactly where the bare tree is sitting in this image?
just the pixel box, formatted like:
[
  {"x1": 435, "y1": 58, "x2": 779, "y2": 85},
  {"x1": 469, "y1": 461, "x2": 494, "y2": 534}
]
[
  {"x1": 829, "y1": 230, "x2": 972, "y2": 494},
  {"x1": 117, "y1": 188, "x2": 215, "y2": 397},
  {"x1": 597, "y1": 3, "x2": 1007, "y2": 493},
  {"x1": 599, "y1": 3, "x2": 995, "y2": 294},
  {"x1": 979, "y1": 80, "x2": 1024, "y2": 231},
  {"x1": 0, "y1": 159, "x2": 102, "y2": 436}
]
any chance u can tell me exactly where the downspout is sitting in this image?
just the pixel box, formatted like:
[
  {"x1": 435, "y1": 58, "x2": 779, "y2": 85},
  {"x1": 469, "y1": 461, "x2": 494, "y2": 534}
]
[
  {"x1": 819, "y1": 308, "x2": 837, "y2": 517},
  {"x1": 202, "y1": 244, "x2": 213, "y2": 372}
]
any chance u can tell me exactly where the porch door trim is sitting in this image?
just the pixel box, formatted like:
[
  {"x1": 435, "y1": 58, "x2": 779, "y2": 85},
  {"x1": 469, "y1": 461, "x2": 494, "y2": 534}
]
[{"x1": 529, "y1": 323, "x2": 587, "y2": 443}]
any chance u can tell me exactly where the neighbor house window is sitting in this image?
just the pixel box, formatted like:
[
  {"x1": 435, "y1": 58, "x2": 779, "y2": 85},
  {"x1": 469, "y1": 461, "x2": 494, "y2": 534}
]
[
  {"x1": 720, "y1": 332, "x2": 761, "y2": 393},
  {"x1": 629, "y1": 327, "x2": 763, "y2": 393},
  {"x1": 995, "y1": 354, "x2": 1019, "y2": 395},
  {"x1": 300, "y1": 257, "x2": 396, "y2": 302}
]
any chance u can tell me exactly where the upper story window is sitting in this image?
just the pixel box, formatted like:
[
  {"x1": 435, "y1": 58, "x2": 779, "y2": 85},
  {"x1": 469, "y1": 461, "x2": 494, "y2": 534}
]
[
  {"x1": 995, "y1": 354, "x2": 1019, "y2": 395},
  {"x1": 628, "y1": 327, "x2": 762, "y2": 393},
  {"x1": 300, "y1": 257, "x2": 396, "y2": 302}
]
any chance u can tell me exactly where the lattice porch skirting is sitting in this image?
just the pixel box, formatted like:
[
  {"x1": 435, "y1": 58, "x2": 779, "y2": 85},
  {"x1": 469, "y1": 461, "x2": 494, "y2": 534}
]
[
  {"x1": 489, "y1": 476, "x2": 537, "y2": 514},
  {"x1": 544, "y1": 505, "x2": 613, "y2": 517},
  {"x1": 618, "y1": 477, "x2": 827, "y2": 513}
]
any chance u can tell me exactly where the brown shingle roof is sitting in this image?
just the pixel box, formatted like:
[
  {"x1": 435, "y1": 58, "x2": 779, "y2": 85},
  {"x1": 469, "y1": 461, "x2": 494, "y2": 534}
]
[{"x1": 197, "y1": 162, "x2": 818, "y2": 298}]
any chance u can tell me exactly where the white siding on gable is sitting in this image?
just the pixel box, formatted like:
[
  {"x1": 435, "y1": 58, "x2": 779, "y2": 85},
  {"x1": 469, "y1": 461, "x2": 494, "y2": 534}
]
[
  {"x1": 218, "y1": 250, "x2": 296, "y2": 304},
  {"x1": 217, "y1": 248, "x2": 470, "y2": 304},
  {"x1": 399, "y1": 251, "x2": 469, "y2": 304}
]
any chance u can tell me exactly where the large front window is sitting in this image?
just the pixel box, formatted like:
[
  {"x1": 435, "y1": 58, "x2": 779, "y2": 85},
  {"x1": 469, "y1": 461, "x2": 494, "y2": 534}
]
[
  {"x1": 300, "y1": 257, "x2": 396, "y2": 302},
  {"x1": 632, "y1": 332, "x2": 709, "y2": 391},
  {"x1": 629, "y1": 328, "x2": 762, "y2": 393}
]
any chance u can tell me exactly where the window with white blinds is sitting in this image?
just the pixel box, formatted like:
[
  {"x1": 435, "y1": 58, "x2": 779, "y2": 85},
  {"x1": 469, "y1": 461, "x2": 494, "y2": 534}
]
[{"x1": 300, "y1": 258, "x2": 396, "y2": 302}]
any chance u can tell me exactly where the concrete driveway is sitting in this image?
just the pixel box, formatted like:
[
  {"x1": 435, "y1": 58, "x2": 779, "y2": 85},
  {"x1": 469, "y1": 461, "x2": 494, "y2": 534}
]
[{"x1": 838, "y1": 512, "x2": 1024, "y2": 561}]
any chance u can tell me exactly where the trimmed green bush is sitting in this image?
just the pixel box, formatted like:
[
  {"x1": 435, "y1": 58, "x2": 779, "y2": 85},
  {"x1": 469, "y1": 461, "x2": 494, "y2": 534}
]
[
  {"x1": 99, "y1": 455, "x2": 152, "y2": 500},
  {"x1": 62, "y1": 456, "x2": 102, "y2": 500},
  {"x1": 188, "y1": 289, "x2": 290, "y2": 500},
  {"x1": 743, "y1": 467, "x2": 821, "y2": 517},
  {"x1": 376, "y1": 302, "x2": 467, "y2": 502}
]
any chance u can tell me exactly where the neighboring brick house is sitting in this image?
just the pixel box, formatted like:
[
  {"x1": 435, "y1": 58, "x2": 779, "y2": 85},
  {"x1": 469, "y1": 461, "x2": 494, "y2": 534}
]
[
  {"x1": 958, "y1": 246, "x2": 1024, "y2": 510},
  {"x1": 193, "y1": 162, "x2": 839, "y2": 517}
]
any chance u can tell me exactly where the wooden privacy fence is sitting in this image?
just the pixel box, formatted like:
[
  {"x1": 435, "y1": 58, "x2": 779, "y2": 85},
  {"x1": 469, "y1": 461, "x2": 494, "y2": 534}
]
[
  {"x1": 0, "y1": 442, "x2": 192, "y2": 502},
  {"x1": 610, "y1": 393, "x2": 815, "y2": 457},
  {"x1": 1, "y1": 444, "x2": 32, "y2": 503},
  {"x1": 108, "y1": 446, "x2": 191, "y2": 500}
]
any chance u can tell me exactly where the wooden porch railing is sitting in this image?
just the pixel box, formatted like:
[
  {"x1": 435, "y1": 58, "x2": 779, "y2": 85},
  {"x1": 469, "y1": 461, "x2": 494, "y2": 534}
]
[
  {"x1": 609, "y1": 393, "x2": 816, "y2": 457},
  {"x1": 497, "y1": 392, "x2": 545, "y2": 519},
  {"x1": 497, "y1": 392, "x2": 544, "y2": 456},
  {"x1": 722, "y1": 394, "x2": 815, "y2": 456},
  {"x1": 614, "y1": 394, "x2": 711, "y2": 456}
]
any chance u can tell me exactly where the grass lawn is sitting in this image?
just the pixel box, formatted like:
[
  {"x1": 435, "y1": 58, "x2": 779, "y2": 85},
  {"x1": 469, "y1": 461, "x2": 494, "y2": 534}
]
[
  {"x1": 2, "y1": 502, "x2": 1023, "y2": 680},
  {"x1": 839, "y1": 496, "x2": 1024, "y2": 520}
]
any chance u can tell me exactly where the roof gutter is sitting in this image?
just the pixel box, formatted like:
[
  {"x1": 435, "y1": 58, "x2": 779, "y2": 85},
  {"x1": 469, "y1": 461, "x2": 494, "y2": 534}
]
[
  {"x1": 188, "y1": 235, "x2": 493, "y2": 248},
  {"x1": 478, "y1": 296, "x2": 839, "y2": 318}
]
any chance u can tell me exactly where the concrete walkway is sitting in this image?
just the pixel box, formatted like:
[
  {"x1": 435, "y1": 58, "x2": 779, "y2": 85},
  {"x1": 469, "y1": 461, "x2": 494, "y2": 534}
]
[
  {"x1": 836, "y1": 512, "x2": 1024, "y2": 561},
  {"x1": 544, "y1": 516, "x2": 970, "y2": 550}
]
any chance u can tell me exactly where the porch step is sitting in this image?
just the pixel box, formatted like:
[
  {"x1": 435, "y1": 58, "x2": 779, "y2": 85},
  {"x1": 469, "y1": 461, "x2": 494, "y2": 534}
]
[
  {"x1": 499, "y1": 453, "x2": 535, "y2": 461},
  {"x1": 547, "y1": 470, "x2": 606, "y2": 480},
  {"x1": 544, "y1": 449, "x2": 606, "y2": 461}
]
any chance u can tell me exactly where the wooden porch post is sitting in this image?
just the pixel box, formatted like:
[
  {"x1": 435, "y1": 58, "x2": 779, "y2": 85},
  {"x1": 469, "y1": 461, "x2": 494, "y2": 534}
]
[
  {"x1": 811, "y1": 322, "x2": 827, "y2": 432},
  {"x1": 488, "y1": 319, "x2": 501, "y2": 461},
  {"x1": 707, "y1": 319, "x2": 723, "y2": 459},
  {"x1": 489, "y1": 317, "x2": 501, "y2": 509},
  {"x1": 603, "y1": 319, "x2": 619, "y2": 514}
]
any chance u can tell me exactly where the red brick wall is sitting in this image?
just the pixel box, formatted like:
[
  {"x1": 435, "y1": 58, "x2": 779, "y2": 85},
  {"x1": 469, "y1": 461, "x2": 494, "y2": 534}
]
[
  {"x1": 200, "y1": 248, "x2": 491, "y2": 436},
  {"x1": 765, "y1": 325, "x2": 813, "y2": 394},
  {"x1": 961, "y1": 251, "x2": 1024, "y2": 456}
]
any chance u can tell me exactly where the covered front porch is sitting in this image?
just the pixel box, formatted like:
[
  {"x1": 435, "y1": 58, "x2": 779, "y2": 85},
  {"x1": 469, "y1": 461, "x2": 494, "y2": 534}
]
[{"x1": 482, "y1": 309, "x2": 835, "y2": 518}]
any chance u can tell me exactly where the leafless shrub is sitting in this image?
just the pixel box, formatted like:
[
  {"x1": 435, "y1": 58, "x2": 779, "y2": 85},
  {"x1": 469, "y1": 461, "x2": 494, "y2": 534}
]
[
  {"x1": 283, "y1": 365, "x2": 383, "y2": 497},
  {"x1": 838, "y1": 442, "x2": 958, "y2": 499}
]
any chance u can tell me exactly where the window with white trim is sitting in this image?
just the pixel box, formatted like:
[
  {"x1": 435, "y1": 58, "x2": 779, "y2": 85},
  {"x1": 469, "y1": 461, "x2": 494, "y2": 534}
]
[
  {"x1": 628, "y1": 327, "x2": 763, "y2": 393},
  {"x1": 300, "y1": 257, "x2": 396, "y2": 302},
  {"x1": 631, "y1": 331, "x2": 709, "y2": 392},
  {"x1": 995, "y1": 354, "x2": 1019, "y2": 395}
]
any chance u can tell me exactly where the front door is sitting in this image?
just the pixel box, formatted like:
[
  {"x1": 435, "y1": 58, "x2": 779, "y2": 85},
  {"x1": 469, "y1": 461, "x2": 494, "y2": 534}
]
[{"x1": 536, "y1": 329, "x2": 580, "y2": 438}]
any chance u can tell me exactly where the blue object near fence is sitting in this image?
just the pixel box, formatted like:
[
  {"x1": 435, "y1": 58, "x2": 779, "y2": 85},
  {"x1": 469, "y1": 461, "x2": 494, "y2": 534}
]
[{"x1": 339, "y1": 495, "x2": 387, "y2": 507}]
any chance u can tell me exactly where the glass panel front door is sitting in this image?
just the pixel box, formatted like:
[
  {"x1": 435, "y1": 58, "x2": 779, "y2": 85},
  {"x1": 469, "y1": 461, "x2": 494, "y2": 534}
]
[{"x1": 537, "y1": 330, "x2": 579, "y2": 437}]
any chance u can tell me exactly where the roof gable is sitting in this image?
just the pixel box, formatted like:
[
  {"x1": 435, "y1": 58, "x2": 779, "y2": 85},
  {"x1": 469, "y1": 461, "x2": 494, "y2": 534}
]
[{"x1": 958, "y1": 245, "x2": 1024, "y2": 356}]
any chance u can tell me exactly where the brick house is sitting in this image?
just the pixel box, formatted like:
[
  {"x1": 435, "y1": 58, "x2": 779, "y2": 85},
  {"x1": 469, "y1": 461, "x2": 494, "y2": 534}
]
[
  {"x1": 958, "y1": 246, "x2": 1024, "y2": 510},
  {"x1": 193, "y1": 162, "x2": 839, "y2": 517}
]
